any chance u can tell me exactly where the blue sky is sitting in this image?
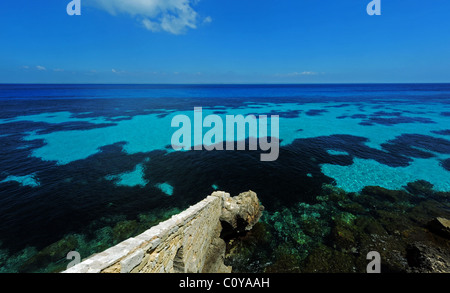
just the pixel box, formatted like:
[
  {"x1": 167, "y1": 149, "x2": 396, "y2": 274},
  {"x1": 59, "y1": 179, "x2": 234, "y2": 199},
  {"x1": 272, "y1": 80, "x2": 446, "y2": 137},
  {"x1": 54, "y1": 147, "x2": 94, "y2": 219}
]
[{"x1": 0, "y1": 0, "x2": 449, "y2": 83}]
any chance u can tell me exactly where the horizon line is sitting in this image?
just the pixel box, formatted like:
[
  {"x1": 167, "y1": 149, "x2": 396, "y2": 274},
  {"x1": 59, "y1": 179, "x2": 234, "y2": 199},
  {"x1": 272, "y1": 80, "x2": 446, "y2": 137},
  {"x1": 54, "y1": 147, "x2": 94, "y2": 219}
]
[{"x1": 1, "y1": 82, "x2": 450, "y2": 86}]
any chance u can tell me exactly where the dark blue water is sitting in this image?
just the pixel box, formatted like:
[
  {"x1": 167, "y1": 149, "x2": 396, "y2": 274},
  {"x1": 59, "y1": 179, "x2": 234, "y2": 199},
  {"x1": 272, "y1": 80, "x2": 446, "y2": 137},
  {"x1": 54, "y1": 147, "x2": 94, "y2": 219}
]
[
  {"x1": 0, "y1": 84, "x2": 449, "y2": 272},
  {"x1": 2, "y1": 83, "x2": 450, "y2": 100}
]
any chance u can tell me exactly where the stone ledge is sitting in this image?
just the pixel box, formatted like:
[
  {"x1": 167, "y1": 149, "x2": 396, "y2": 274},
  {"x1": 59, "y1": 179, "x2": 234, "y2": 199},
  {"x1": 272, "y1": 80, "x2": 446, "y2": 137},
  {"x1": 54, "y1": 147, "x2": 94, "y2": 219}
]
[{"x1": 63, "y1": 191, "x2": 262, "y2": 273}]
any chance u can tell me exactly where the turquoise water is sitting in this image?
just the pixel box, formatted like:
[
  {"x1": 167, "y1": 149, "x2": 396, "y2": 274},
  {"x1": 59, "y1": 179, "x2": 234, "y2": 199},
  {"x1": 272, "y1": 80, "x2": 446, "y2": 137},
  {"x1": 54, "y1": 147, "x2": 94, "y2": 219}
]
[
  {"x1": 105, "y1": 159, "x2": 149, "y2": 187},
  {"x1": 0, "y1": 83, "x2": 449, "y2": 272},
  {"x1": 7, "y1": 100, "x2": 450, "y2": 191},
  {"x1": 0, "y1": 174, "x2": 40, "y2": 188}
]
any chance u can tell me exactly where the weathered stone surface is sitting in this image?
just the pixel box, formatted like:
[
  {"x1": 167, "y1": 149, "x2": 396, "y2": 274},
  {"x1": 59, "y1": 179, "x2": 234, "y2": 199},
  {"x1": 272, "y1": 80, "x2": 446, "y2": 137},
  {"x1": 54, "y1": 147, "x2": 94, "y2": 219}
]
[
  {"x1": 218, "y1": 190, "x2": 264, "y2": 233},
  {"x1": 63, "y1": 191, "x2": 262, "y2": 274},
  {"x1": 120, "y1": 249, "x2": 144, "y2": 273},
  {"x1": 427, "y1": 217, "x2": 450, "y2": 239},
  {"x1": 202, "y1": 238, "x2": 231, "y2": 273},
  {"x1": 406, "y1": 242, "x2": 450, "y2": 273}
]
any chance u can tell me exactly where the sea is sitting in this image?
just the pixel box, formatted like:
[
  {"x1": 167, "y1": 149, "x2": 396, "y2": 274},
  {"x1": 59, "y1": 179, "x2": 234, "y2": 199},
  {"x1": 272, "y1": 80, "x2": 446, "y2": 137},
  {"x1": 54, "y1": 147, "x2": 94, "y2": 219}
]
[{"x1": 0, "y1": 84, "x2": 449, "y2": 272}]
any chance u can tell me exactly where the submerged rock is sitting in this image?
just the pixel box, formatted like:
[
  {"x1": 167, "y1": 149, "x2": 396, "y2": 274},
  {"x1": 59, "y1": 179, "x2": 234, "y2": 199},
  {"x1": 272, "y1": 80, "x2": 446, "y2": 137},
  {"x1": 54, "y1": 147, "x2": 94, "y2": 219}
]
[
  {"x1": 332, "y1": 225, "x2": 356, "y2": 250},
  {"x1": 361, "y1": 186, "x2": 410, "y2": 203},
  {"x1": 112, "y1": 220, "x2": 138, "y2": 242},
  {"x1": 226, "y1": 181, "x2": 450, "y2": 273},
  {"x1": 20, "y1": 235, "x2": 79, "y2": 273},
  {"x1": 224, "y1": 222, "x2": 273, "y2": 273},
  {"x1": 405, "y1": 180, "x2": 434, "y2": 197},
  {"x1": 264, "y1": 246, "x2": 303, "y2": 273},
  {"x1": 321, "y1": 184, "x2": 347, "y2": 202},
  {"x1": 406, "y1": 242, "x2": 450, "y2": 273},
  {"x1": 301, "y1": 245, "x2": 356, "y2": 273}
]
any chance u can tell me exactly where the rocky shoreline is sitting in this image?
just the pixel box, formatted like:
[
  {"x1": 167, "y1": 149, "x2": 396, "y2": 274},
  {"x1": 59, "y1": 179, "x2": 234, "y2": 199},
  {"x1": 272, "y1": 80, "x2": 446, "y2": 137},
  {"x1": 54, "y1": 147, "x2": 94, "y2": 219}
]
[
  {"x1": 1, "y1": 180, "x2": 449, "y2": 273},
  {"x1": 224, "y1": 180, "x2": 450, "y2": 273}
]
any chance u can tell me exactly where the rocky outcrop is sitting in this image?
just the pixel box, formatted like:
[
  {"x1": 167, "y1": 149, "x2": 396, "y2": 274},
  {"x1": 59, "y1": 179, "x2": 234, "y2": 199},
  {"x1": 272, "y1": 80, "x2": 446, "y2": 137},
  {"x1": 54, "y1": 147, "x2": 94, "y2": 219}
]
[
  {"x1": 405, "y1": 180, "x2": 435, "y2": 197},
  {"x1": 220, "y1": 190, "x2": 264, "y2": 234},
  {"x1": 427, "y1": 217, "x2": 450, "y2": 239},
  {"x1": 225, "y1": 181, "x2": 450, "y2": 273},
  {"x1": 63, "y1": 191, "x2": 263, "y2": 273},
  {"x1": 406, "y1": 242, "x2": 450, "y2": 273}
]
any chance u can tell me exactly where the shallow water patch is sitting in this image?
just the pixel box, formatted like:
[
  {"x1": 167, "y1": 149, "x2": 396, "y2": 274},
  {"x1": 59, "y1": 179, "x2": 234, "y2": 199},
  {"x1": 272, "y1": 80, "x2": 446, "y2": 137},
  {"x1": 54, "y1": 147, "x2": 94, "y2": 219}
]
[{"x1": 0, "y1": 174, "x2": 40, "y2": 188}]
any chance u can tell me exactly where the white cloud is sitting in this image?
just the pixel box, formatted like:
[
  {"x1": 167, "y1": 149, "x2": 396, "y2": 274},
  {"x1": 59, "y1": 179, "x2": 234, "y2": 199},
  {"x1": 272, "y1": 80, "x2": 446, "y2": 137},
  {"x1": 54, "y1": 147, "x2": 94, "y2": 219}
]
[
  {"x1": 203, "y1": 16, "x2": 212, "y2": 24},
  {"x1": 142, "y1": 18, "x2": 160, "y2": 32},
  {"x1": 300, "y1": 71, "x2": 318, "y2": 76},
  {"x1": 275, "y1": 71, "x2": 320, "y2": 77},
  {"x1": 290, "y1": 71, "x2": 318, "y2": 76},
  {"x1": 87, "y1": 0, "x2": 208, "y2": 34},
  {"x1": 112, "y1": 68, "x2": 126, "y2": 74},
  {"x1": 36, "y1": 66, "x2": 47, "y2": 71}
]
